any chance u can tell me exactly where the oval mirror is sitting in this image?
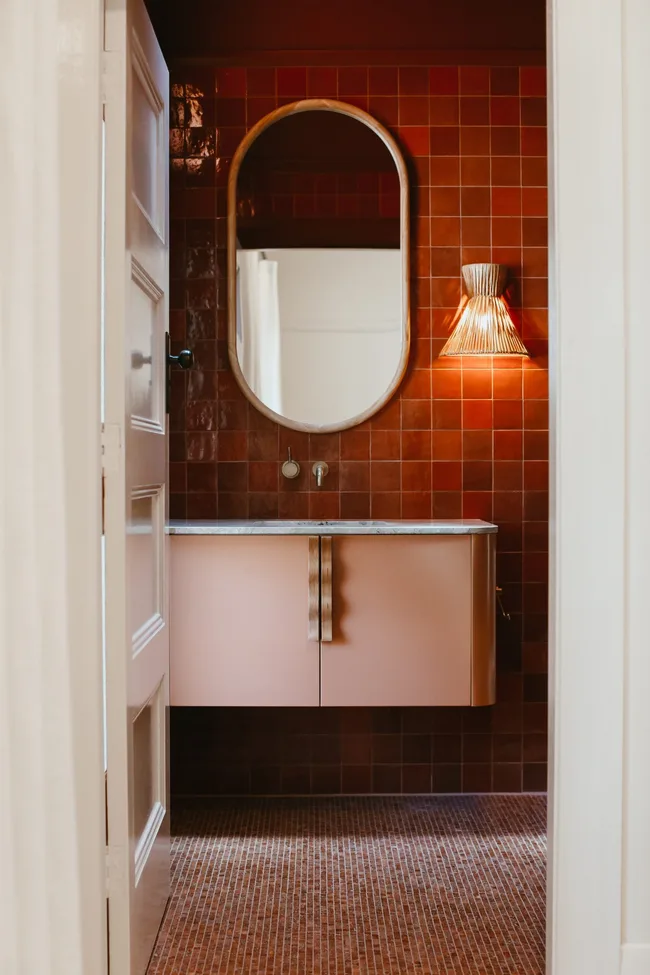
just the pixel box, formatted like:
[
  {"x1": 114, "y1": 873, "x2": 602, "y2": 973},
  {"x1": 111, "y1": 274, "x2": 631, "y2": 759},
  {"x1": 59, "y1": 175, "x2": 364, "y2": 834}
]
[{"x1": 228, "y1": 99, "x2": 410, "y2": 433}]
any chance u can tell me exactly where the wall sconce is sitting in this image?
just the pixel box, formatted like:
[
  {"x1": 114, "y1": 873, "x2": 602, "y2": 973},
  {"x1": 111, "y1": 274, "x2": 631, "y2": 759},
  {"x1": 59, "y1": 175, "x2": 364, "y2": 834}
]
[{"x1": 439, "y1": 263, "x2": 529, "y2": 357}]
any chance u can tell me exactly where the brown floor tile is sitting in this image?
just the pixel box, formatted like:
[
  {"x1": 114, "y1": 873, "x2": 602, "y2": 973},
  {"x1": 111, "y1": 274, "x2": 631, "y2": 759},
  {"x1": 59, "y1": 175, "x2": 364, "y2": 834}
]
[{"x1": 149, "y1": 796, "x2": 546, "y2": 975}]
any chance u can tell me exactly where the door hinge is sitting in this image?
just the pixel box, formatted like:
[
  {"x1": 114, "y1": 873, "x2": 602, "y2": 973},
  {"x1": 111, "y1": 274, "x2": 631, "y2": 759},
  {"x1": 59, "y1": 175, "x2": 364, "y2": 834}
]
[
  {"x1": 105, "y1": 844, "x2": 125, "y2": 898},
  {"x1": 101, "y1": 51, "x2": 111, "y2": 106},
  {"x1": 101, "y1": 423, "x2": 122, "y2": 473},
  {"x1": 101, "y1": 424, "x2": 121, "y2": 535},
  {"x1": 101, "y1": 49, "x2": 123, "y2": 105}
]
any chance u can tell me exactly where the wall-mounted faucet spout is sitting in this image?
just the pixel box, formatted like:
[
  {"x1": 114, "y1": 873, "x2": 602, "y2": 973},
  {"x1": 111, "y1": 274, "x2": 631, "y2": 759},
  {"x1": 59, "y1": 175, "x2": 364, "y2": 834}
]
[{"x1": 312, "y1": 461, "x2": 329, "y2": 488}]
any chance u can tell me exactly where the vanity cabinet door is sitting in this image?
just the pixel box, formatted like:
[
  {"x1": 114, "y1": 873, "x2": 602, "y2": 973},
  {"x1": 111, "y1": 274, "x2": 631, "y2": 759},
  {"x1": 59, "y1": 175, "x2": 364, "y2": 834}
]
[
  {"x1": 170, "y1": 535, "x2": 320, "y2": 706},
  {"x1": 320, "y1": 535, "x2": 474, "y2": 707}
]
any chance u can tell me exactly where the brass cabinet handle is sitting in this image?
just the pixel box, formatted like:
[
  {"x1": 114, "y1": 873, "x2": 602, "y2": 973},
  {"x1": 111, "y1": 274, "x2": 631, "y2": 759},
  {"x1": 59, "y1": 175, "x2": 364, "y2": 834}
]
[
  {"x1": 308, "y1": 536, "x2": 320, "y2": 642},
  {"x1": 320, "y1": 536, "x2": 333, "y2": 642}
]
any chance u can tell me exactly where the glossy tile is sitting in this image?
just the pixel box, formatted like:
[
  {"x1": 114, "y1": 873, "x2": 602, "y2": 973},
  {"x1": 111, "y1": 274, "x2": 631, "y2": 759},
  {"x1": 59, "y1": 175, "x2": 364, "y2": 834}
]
[{"x1": 171, "y1": 58, "x2": 549, "y2": 793}]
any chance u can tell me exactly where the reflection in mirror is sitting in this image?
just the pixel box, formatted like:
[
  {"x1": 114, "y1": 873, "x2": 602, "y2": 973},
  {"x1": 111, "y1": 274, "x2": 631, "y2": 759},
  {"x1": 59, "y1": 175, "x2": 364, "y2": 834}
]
[{"x1": 228, "y1": 101, "x2": 409, "y2": 432}]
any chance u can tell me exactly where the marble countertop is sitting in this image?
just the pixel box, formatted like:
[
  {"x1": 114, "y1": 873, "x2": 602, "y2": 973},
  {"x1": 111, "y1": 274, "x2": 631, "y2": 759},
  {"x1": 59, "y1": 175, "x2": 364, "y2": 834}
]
[{"x1": 168, "y1": 519, "x2": 497, "y2": 536}]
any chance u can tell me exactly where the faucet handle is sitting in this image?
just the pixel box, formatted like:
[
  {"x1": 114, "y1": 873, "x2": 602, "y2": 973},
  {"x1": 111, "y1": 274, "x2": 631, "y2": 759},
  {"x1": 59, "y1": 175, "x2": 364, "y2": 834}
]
[{"x1": 281, "y1": 448, "x2": 301, "y2": 480}]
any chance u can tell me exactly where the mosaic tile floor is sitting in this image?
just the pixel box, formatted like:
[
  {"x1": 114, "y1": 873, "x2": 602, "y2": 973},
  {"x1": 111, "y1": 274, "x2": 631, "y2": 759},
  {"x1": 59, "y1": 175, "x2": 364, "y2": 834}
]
[{"x1": 148, "y1": 796, "x2": 546, "y2": 975}]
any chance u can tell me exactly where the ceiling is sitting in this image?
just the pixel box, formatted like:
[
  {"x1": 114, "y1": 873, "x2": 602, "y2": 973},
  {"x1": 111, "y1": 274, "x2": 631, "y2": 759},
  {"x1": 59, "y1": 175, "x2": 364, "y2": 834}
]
[{"x1": 147, "y1": 0, "x2": 546, "y2": 61}]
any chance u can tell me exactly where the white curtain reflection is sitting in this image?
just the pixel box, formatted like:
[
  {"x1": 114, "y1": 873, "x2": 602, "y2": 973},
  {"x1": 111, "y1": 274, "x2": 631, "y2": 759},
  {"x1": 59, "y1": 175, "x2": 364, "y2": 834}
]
[{"x1": 236, "y1": 250, "x2": 283, "y2": 414}]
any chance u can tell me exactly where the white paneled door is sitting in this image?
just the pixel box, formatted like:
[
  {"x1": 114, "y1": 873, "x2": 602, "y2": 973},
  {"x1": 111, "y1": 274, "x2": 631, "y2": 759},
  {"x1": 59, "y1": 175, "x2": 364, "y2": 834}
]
[{"x1": 103, "y1": 1, "x2": 170, "y2": 973}]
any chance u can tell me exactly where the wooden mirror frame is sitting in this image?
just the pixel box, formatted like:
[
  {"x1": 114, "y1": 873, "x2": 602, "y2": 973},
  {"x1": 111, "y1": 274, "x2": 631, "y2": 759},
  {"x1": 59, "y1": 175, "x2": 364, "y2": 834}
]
[{"x1": 227, "y1": 98, "x2": 411, "y2": 434}]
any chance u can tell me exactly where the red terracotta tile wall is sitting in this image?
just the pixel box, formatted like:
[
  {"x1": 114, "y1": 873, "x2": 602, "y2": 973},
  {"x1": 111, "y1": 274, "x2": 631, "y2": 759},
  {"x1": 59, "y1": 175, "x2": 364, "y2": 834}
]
[
  {"x1": 171, "y1": 703, "x2": 548, "y2": 797},
  {"x1": 168, "y1": 59, "x2": 548, "y2": 795}
]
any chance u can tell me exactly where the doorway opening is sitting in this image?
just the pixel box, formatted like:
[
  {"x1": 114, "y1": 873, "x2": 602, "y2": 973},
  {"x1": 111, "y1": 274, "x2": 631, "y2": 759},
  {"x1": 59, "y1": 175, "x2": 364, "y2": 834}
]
[{"x1": 107, "y1": 1, "x2": 550, "y2": 972}]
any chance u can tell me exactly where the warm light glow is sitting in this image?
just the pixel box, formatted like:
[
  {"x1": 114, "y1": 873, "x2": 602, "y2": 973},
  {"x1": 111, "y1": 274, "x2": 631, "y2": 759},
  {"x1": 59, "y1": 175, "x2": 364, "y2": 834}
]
[{"x1": 439, "y1": 264, "x2": 529, "y2": 357}]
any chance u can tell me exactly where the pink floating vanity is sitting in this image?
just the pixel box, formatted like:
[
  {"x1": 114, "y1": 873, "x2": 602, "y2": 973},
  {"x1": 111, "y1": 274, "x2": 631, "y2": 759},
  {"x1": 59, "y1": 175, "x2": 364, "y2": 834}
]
[{"x1": 169, "y1": 520, "x2": 497, "y2": 709}]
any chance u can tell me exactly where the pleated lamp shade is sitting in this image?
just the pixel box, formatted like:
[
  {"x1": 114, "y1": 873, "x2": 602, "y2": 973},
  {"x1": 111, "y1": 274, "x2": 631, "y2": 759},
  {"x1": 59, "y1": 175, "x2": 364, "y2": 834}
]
[{"x1": 439, "y1": 263, "x2": 529, "y2": 357}]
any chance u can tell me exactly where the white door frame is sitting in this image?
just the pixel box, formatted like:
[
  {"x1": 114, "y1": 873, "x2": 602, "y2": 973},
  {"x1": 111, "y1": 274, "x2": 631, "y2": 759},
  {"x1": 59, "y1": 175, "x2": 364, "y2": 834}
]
[
  {"x1": 1, "y1": 0, "x2": 649, "y2": 972},
  {"x1": 547, "y1": 0, "x2": 650, "y2": 971},
  {"x1": 0, "y1": 0, "x2": 106, "y2": 974}
]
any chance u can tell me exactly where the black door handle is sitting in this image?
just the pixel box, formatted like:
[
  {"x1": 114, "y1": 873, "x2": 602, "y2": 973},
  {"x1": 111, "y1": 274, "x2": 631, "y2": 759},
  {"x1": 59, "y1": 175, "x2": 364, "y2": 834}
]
[
  {"x1": 167, "y1": 348, "x2": 194, "y2": 369},
  {"x1": 165, "y1": 333, "x2": 194, "y2": 414}
]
